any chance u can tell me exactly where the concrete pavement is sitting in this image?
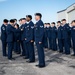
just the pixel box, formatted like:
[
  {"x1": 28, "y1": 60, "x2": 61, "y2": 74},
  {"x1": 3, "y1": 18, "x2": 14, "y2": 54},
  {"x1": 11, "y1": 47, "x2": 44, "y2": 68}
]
[{"x1": 0, "y1": 41, "x2": 75, "y2": 75}]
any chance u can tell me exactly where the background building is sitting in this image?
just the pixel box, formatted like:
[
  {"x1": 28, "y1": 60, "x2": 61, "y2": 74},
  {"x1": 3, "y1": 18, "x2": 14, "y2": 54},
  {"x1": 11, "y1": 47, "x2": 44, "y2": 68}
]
[{"x1": 57, "y1": 3, "x2": 75, "y2": 23}]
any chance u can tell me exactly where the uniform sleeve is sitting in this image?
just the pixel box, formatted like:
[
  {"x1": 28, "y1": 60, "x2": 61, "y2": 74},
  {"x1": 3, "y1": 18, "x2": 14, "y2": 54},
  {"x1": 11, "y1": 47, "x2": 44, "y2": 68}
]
[
  {"x1": 39, "y1": 24, "x2": 44, "y2": 42},
  {"x1": 1, "y1": 26, "x2": 6, "y2": 34},
  {"x1": 11, "y1": 26, "x2": 21, "y2": 33}
]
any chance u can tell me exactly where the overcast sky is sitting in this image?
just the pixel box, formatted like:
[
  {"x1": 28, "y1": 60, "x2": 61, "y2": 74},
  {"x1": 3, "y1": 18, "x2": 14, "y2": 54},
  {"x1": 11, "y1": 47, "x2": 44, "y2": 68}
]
[{"x1": 0, "y1": 0, "x2": 75, "y2": 26}]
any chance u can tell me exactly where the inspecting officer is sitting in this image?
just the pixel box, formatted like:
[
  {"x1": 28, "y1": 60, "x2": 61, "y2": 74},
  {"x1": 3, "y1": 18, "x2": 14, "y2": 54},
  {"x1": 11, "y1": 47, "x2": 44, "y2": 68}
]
[
  {"x1": 1, "y1": 19, "x2": 8, "y2": 57},
  {"x1": 34, "y1": 13, "x2": 45, "y2": 68},
  {"x1": 6, "y1": 19, "x2": 22, "y2": 60}
]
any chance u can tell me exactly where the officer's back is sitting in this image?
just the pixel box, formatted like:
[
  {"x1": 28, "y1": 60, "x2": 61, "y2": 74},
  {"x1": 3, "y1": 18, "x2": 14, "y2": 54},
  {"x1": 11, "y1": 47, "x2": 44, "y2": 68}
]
[{"x1": 6, "y1": 24, "x2": 14, "y2": 42}]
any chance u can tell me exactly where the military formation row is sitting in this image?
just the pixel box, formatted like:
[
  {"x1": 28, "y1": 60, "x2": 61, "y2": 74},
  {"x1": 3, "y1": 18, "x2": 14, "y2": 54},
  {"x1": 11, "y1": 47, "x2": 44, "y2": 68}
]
[{"x1": 1, "y1": 13, "x2": 75, "y2": 68}]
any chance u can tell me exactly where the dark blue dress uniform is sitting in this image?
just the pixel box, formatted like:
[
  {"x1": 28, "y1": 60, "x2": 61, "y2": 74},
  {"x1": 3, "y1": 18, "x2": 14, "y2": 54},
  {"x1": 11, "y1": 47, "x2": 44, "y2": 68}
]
[
  {"x1": 57, "y1": 26, "x2": 64, "y2": 53},
  {"x1": 47, "y1": 26, "x2": 52, "y2": 49},
  {"x1": 51, "y1": 26, "x2": 57, "y2": 51},
  {"x1": 26, "y1": 21, "x2": 35, "y2": 62},
  {"x1": 43, "y1": 27, "x2": 48, "y2": 48},
  {"x1": 6, "y1": 24, "x2": 21, "y2": 59},
  {"x1": 34, "y1": 20, "x2": 45, "y2": 67},
  {"x1": 71, "y1": 26, "x2": 75, "y2": 55},
  {"x1": 19, "y1": 24, "x2": 25, "y2": 56},
  {"x1": 21, "y1": 24, "x2": 27, "y2": 57},
  {"x1": 14, "y1": 30, "x2": 21, "y2": 54},
  {"x1": 1, "y1": 24, "x2": 7, "y2": 56},
  {"x1": 62, "y1": 23, "x2": 70, "y2": 54}
]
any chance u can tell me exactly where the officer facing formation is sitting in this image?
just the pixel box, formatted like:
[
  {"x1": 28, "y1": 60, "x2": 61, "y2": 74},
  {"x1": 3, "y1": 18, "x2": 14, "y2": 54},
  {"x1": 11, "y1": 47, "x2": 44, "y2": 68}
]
[{"x1": 6, "y1": 19, "x2": 22, "y2": 60}]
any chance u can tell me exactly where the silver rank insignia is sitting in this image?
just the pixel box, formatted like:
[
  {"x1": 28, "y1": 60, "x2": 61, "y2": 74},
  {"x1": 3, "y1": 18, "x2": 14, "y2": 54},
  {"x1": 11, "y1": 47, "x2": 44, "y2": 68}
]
[
  {"x1": 2, "y1": 27, "x2": 5, "y2": 30},
  {"x1": 73, "y1": 28, "x2": 75, "y2": 30},
  {"x1": 40, "y1": 26, "x2": 43, "y2": 28},
  {"x1": 31, "y1": 26, "x2": 34, "y2": 29}
]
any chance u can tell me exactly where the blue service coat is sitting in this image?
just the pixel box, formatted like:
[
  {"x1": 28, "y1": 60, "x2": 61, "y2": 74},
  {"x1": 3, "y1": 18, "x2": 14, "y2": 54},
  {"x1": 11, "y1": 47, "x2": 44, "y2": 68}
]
[
  {"x1": 34, "y1": 20, "x2": 44, "y2": 43},
  {"x1": 62, "y1": 23, "x2": 71, "y2": 39},
  {"x1": 57, "y1": 26, "x2": 63, "y2": 39},
  {"x1": 6, "y1": 24, "x2": 21, "y2": 42},
  {"x1": 1, "y1": 24, "x2": 7, "y2": 42},
  {"x1": 51, "y1": 26, "x2": 57, "y2": 39},
  {"x1": 26, "y1": 21, "x2": 34, "y2": 42}
]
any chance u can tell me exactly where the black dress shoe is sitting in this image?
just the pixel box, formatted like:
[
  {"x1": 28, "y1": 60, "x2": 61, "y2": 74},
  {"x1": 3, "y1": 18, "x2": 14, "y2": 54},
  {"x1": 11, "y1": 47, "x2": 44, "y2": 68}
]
[
  {"x1": 62, "y1": 52, "x2": 65, "y2": 54},
  {"x1": 65, "y1": 53, "x2": 70, "y2": 55},
  {"x1": 8, "y1": 58, "x2": 15, "y2": 60},
  {"x1": 16, "y1": 52, "x2": 21, "y2": 54},
  {"x1": 3, "y1": 54, "x2": 7, "y2": 57},
  {"x1": 59, "y1": 51, "x2": 63, "y2": 53},
  {"x1": 26, "y1": 60, "x2": 35, "y2": 63},
  {"x1": 71, "y1": 54, "x2": 75, "y2": 56},
  {"x1": 23, "y1": 57, "x2": 29, "y2": 59},
  {"x1": 20, "y1": 54, "x2": 24, "y2": 56},
  {"x1": 35, "y1": 65, "x2": 45, "y2": 68}
]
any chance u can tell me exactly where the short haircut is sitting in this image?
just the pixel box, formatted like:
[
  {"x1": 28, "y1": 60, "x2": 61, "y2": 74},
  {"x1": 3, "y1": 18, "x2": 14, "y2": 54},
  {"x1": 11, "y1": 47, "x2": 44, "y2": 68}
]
[
  {"x1": 35, "y1": 13, "x2": 42, "y2": 18},
  {"x1": 47, "y1": 23, "x2": 50, "y2": 25},
  {"x1": 71, "y1": 20, "x2": 75, "y2": 24},
  {"x1": 15, "y1": 24, "x2": 19, "y2": 28},
  {"x1": 61, "y1": 19, "x2": 66, "y2": 21},
  {"x1": 21, "y1": 18, "x2": 26, "y2": 20},
  {"x1": 3, "y1": 19, "x2": 8, "y2": 23},
  {"x1": 10, "y1": 19, "x2": 15, "y2": 23},
  {"x1": 26, "y1": 15, "x2": 32, "y2": 20},
  {"x1": 19, "y1": 18, "x2": 22, "y2": 21},
  {"x1": 14, "y1": 19, "x2": 17, "y2": 21},
  {"x1": 51, "y1": 22, "x2": 55, "y2": 25},
  {"x1": 57, "y1": 21, "x2": 61, "y2": 23}
]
